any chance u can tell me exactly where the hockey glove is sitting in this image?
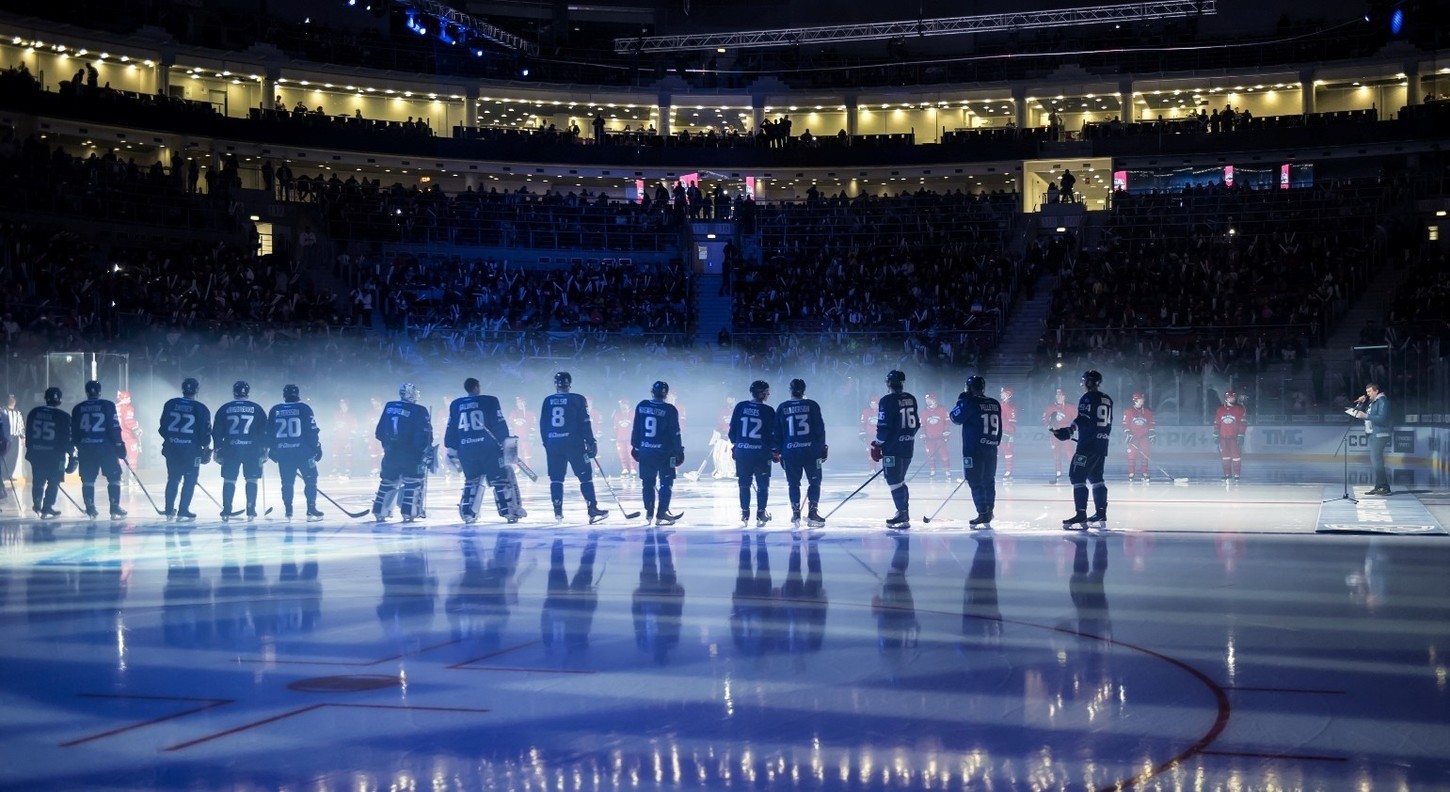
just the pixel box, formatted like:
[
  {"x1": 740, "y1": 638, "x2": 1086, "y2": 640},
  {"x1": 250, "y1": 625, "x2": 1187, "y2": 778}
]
[
  {"x1": 1214, "y1": 435, "x2": 1222, "y2": 449},
  {"x1": 501, "y1": 437, "x2": 519, "y2": 466},
  {"x1": 674, "y1": 454, "x2": 684, "y2": 468},
  {"x1": 820, "y1": 444, "x2": 829, "y2": 462},
  {"x1": 630, "y1": 447, "x2": 639, "y2": 461},
  {"x1": 115, "y1": 444, "x2": 127, "y2": 460},
  {"x1": 259, "y1": 448, "x2": 270, "y2": 464},
  {"x1": 869, "y1": 442, "x2": 883, "y2": 462},
  {"x1": 583, "y1": 439, "x2": 597, "y2": 459},
  {"x1": 66, "y1": 454, "x2": 79, "y2": 474},
  {"x1": 1002, "y1": 433, "x2": 1014, "y2": 444},
  {"x1": 200, "y1": 448, "x2": 213, "y2": 465},
  {"x1": 1125, "y1": 433, "x2": 1137, "y2": 447},
  {"x1": 1051, "y1": 427, "x2": 1073, "y2": 441},
  {"x1": 425, "y1": 444, "x2": 440, "y2": 474},
  {"x1": 445, "y1": 448, "x2": 462, "y2": 472},
  {"x1": 1236, "y1": 434, "x2": 1245, "y2": 447}
]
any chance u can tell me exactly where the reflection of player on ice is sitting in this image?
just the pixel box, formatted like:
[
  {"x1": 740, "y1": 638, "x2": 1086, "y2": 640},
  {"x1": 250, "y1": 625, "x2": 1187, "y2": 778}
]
[
  {"x1": 919, "y1": 393, "x2": 952, "y2": 478},
  {"x1": 1122, "y1": 392, "x2": 1155, "y2": 482},
  {"x1": 117, "y1": 390, "x2": 141, "y2": 471},
  {"x1": 1043, "y1": 388, "x2": 1072, "y2": 481}
]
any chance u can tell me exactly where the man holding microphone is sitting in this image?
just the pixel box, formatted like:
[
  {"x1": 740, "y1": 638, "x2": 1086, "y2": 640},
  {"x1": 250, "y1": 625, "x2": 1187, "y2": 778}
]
[{"x1": 1347, "y1": 383, "x2": 1391, "y2": 496}]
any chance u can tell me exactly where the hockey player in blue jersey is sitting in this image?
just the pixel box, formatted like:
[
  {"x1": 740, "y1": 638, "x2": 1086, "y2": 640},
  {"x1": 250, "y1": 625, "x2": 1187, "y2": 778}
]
[
  {"x1": 445, "y1": 378, "x2": 525, "y2": 524},
  {"x1": 776, "y1": 378, "x2": 827, "y2": 528},
  {"x1": 540, "y1": 371, "x2": 608, "y2": 524},
  {"x1": 159, "y1": 377, "x2": 212, "y2": 521},
  {"x1": 71, "y1": 380, "x2": 127, "y2": 519},
  {"x1": 268, "y1": 384, "x2": 325, "y2": 521},
  {"x1": 730, "y1": 380, "x2": 778, "y2": 527},
  {"x1": 873, "y1": 369, "x2": 920, "y2": 529},
  {"x1": 631, "y1": 381, "x2": 683, "y2": 526},
  {"x1": 213, "y1": 380, "x2": 269, "y2": 521},
  {"x1": 26, "y1": 386, "x2": 72, "y2": 518},
  {"x1": 1053, "y1": 370, "x2": 1114, "y2": 530},
  {"x1": 372, "y1": 382, "x2": 434, "y2": 523},
  {"x1": 950, "y1": 375, "x2": 1003, "y2": 528}
]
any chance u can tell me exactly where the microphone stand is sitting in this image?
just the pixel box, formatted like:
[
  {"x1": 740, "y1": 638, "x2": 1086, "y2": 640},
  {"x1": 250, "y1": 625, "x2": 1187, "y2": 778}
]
[{"x1": 1323, "y1": 402, "x2": 1363, "y2": 504}]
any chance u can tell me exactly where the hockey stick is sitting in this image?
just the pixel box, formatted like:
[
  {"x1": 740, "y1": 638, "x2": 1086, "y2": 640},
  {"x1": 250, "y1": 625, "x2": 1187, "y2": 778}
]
[
  {"x1": 476, "y1": 423, "x2": 538, "y2": 482},
  {"x1": 1137, "y1": 449, "x2": 1189, "y2": 485},
  {"x1": 823, "y1": 468, "x2": 884, "y2": 520},
  {"x1": 57, "y1": 483, "x2": 85, "y2": 514},
  {"x1": 592, "y1": 455, "x2": 640, "y2": 520},
  {"x1": 195, "y1": 480, "x2": 223, "y2": 510},
  {"x1": 315, "y1": 486, "x2": 373, "y2": 519},
  {"x1": 921, "y1": 476, "x2": 970, "y2": 524},
  {"x1": 122, "y1": 458, "x2": 167, "y2": 515}
]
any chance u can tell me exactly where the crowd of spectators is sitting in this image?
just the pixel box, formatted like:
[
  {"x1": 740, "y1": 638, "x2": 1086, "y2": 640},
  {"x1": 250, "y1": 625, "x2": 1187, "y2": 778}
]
[
  {"x1": 321, "y1": 183, "x2": 682, "y2": 252},
  {"x1": 349, "y1": 254, "x2": 689, "y2": 339},
  {"x1": 1035, "y1": 181, "x2": 1387, "y2": 382},
  {"x1": 0, "y1": 119, "x2": 248, "y2": 234},
  {"x1": 729, "y1": 188, "x2": 1024, "y2": 368},
  {"x1": 0, "y1": 221, "x2": 339, "y2": 346}
]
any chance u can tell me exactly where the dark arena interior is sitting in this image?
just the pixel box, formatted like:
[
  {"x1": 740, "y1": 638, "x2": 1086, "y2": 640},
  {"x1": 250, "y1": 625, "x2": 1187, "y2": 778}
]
[{"x1": 0, "y1": 0, "x2": 1448, "y2": 788}]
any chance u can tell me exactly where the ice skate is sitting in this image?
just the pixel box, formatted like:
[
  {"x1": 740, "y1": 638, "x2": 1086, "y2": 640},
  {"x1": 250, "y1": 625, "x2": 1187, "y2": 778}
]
[{"x1": 1062, "y1": 511, "x2": 1088, "y2": 530}]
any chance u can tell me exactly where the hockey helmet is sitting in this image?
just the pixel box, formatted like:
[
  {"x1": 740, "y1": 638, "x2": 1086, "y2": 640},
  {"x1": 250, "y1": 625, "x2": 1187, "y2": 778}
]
[
  {"x1": 1081, "y1": 370, "x2": 1103, "y2": 388},
  {"x1": 283, "y1": 384, "x2": 301, "y2": 402},
  {"x1": 886, "y1": 369, "x2": 906, "y2": 390},
  {"x1": 1054, "y1": 388, "x2": 1067, "y2": 399},
  {"x1": 44, "y1": 386, "x2": 62, "y2": 406},
  {"x1": 789, "y1": 378, "x2": 806, "y2": 398},
  {"x1": 554, "y1": 371, "x2": 572, "y2": 391},
  {"x1": 85, "y1": 380, "x2": 102, "y2": 399},
  {"x1": 651, "y1": 380, "x2": 669, "y2": 399},
  {"x1": 116, "y1": 389, "x2": 131, "y2": 404},
  {"x1": 1000, "y1": 386, "x2": 1014, "y2": 400},
  {"x1": 1223, "y1": 390, "x2": 1237, "y2": 404},
  {"x1": 749, "y1": 380, "x2": 770, "y2": 399},
  {"x1": 399, "y1": 382, "x2": 420, "y2": 403},
  {"x1": 233, "y1": 380, "x2": 250, "y2": 399},
  {"x1": 1132, "y1": 391, "x2": 1145, "y2": 405},
  {"x1": 965, "y1": 376, "x2": 986, "y2": 395},
  {"x1": 181, "y1": 377, "x2": 199, "y2": 397}
]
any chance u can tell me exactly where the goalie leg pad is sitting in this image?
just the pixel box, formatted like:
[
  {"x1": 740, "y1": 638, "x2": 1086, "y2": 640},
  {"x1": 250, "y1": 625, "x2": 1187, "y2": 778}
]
[{"x1": 398, "y1": 475, "x2": 426, "y2": 519}]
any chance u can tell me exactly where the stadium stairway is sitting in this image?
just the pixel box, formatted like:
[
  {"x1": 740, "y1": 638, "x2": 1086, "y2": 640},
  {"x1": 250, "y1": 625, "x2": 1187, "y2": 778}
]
[
  {"x1": 985, "y1": 271, "x2": 1057, "y2": 382},
  {"x1": 695, "y1": 273, "x2": 732, "y2": 344},
  {"x1": 1252, "y1": 258, "x2": 1415, "y2": 415}
]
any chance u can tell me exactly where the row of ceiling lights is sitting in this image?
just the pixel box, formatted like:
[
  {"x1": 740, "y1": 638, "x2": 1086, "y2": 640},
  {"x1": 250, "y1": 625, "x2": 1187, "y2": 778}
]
[{"x1": 15, "y1": 35, "x2": 1438, "y2": 109}]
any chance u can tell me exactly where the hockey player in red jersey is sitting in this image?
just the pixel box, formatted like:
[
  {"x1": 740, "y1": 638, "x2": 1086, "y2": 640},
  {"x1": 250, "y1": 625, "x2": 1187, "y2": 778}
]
[
  {"x1": 611, "y1": 399, "x2": 636, "y2": 477},
  {"x1": 1122, "y1": 392, "x2": 1155, "y2": 482},
  {"x1": 116, "y1": 390, "x2": 142, "y2": 470},
  {"x1": 919, "y1": 393, "x2": 952, "y2": 478},
  {"x1": 1213, "y1": 391, "x2": 1247, "y2": 481},
  {"x1": 860, "y1": 398, "x2": 880, "y2": 472},
  {"x1": 1043, "y1": 388, "x2": 1073, "y2": 481},
  {"x1": 508, "y1": 396, "x2": 537, "y2": 468},
  {"x1": 999, "y1": 386, "x2": 1018, "y2": 479}
]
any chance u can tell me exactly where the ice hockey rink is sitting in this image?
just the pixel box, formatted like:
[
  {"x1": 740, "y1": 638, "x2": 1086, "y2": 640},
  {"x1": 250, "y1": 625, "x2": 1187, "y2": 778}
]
[{"x1": 2, "y1": 459, "x2": 1448, "y2": 791}]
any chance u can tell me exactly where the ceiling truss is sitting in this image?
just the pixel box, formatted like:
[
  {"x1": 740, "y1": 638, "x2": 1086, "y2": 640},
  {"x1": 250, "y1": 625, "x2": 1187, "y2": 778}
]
[{"x1": 615, "y1": 0, "x2": 1215, "y2": 54}]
